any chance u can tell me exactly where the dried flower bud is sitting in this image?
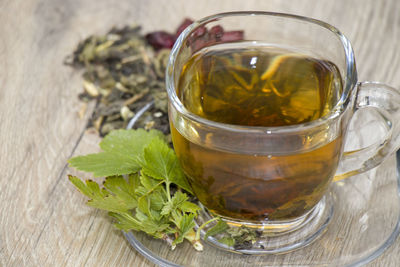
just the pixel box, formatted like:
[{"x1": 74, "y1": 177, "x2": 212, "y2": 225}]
[
  {"x1": 175, "y1": 18, "x2": 194, "y2": 37},
  {"x1": 145, "y1": 31, "x2": 176, "y2": 50}
]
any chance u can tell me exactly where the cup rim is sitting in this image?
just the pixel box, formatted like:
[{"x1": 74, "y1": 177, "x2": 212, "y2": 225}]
[{"x1": 166, "y1": 11, "x2": 357, "y2": 134}]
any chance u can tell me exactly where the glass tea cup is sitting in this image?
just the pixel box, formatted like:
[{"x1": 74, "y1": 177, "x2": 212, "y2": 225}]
[{"x1": 166, "y1": 12, "x2": 400, "y2": 254}]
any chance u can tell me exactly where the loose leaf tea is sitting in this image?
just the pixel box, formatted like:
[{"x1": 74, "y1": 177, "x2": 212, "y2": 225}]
[{"x1": 65, "y1": 24, "x2": 171, "y2": 136}]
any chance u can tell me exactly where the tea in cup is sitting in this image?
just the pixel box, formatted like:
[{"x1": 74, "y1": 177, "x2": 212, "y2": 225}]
[{"x1": 166, "y1": 12, "x2": 400, "y2": 253}]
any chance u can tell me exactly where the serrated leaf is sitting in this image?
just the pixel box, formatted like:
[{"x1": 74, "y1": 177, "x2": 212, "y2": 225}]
[
  {"x1": 205, "y1": 220, "x2": 229, "y2": 239},
  {"x1": 86, "y1": 179, "x2": 107, "y2": 197},
  {"x1": 69, "y1": 175, "x2": 93, "y2": 197},
  {"x1": 69, "y1": 176, "x2": 140, "y2": 212},
  {"x1": 103, "y1": 176, "x2": 137, "y2": 209},
  {"x1": 161, "y1": 191, "x2": 188, "y2": 216},
  {"x1": 68, "y1": 129, "x2": 164, "y2": 177},
  {"x1": 109, "y1": 212, "x2": 142, "y2": 231},
  {"x1": 135, "y1": 209, "x2": 148, "y2": 222},
  {"x1": 68, "y1": 152, "x2": 139, "y2": 177},
  {"x1": 150, "y1": 209, "x2": 162, "y2": 221},
  {"x1": 174, "y1": 214, "x2": 196, "y2": 245},
  {"x1": 135, "y1": 186, "x2": 147, "y2": 196},
  {"x1": 140, "y1": 174, "x2": 162, "y2": 191},
  {"x1": 149, "y1": 191, "x2": 165, "y2": 211},
  {"x1": 141, "y1": 218, "x2": 170, "y2": 235},
  {"x1": 141, "y1": 138, "x2": 193, "y2": 194},
  {"x1": 218, "y1": 236, "x2": 235, "y2": 247},
  {"x1": 180, "y1": 201, "x2": 201, "y2": 214},
  {"x1": 100, "y1": 129, "x2": 165, "y2": 162},
  {"x1": 138, "y1": 196, "x2": 151, "y2": 216},
  {"x1": 127, "y1": 173, "x2": 141, "y2": 193}
]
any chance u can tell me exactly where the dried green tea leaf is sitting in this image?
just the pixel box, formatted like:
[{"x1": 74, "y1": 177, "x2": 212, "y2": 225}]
[{"x1": 66, "y1": 24, "x2": 172, "y2": 136}]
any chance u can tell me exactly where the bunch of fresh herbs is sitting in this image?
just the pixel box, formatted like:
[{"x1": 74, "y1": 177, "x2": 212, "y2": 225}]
[{"x1": 68, "y1": 129, "x2": 231, "y2": 250}]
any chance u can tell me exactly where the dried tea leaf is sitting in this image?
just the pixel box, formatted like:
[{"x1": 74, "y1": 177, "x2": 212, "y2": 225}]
[{"x1": 66, "y1": 23, "x2": 173, "y2": 136}]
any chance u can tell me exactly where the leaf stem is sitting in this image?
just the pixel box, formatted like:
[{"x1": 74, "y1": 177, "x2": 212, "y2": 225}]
[{"x1": 166, "y1": 181, "x2": 172, "y2": 202}]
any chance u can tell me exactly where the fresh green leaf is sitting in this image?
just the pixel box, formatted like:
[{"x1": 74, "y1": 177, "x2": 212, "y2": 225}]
[
  {"x1": 141, "y1": 218, "x2": 170, "y2": 236},
  {"x1": 141, "y1": 138, "x2": 193, "y2": 194},
  {"x1": 140, "y1": 174, "x2": 162, "y2": 191},
  {"x1": 150, "y1": 209, "x2": 163, "y2": 222},
  {"x1": 180, "y1": 201, "x2": 201, "y2": 214},
  {"x1": 68, "y1": 152, "x2": 140, "y2": 177},
  {"x1": 135, "y1": 186, "x2": 148, "y2": 196},
  {"x1": 127, "y1": 173, "x2": 141, "y2": 193},
  {"x1": 179, "y1": 214, "x2": 196, "y2": 236},
  {"x1": 174, "y1": 214, "x2": 196, "y2": 245},
  {"x1": 138, "y1": 196, "x2": 151, "y2": 216},
  {"x1": 68, "y1": 129, "x2": 165, "y2": 177},
  {"x1": 109, "y1": 212, "x2": 142, "y2": 231},
  {"x1": 135, "y1": 209, "x2": 148, "y2": 222},
  {"x1": 205, "y1": 220, "x2": 229, "y2": 239},
  {"x1": 100, "y1": 129, "x2": 165, "y2": 162},
  {"x1": 161, "y1": 191, "x2": 188, "y2": 216},
  {"x1": 149, "y1": 190, "x2": 166, "y2": 211},
  {"x1": 103, "y1": 176, "x2": 137, "y2": 209},
  {"x1": 69, "y1": 175, "x2": 95, "y2": 197},
  {"x1": 218, "y1": 236, "x2": 235, "y2": 247},
  {"x1": 67, "y1": 129, "x2": 215, "y2": 251},
  {"x1": 69, "y1": 175, "x2": 135, "y2": 213}
]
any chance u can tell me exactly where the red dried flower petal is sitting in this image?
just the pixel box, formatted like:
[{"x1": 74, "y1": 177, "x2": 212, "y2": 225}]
[
  {"x1": 145, "y1": 31, "x2": 176, "y2": 50},
  {"x1": 220, "y1": 31, "x2": 244, "y2": 42},
  {"x1": 209, "y1": 25, "x2": 224, "y2": 39},
  {"x1": 175, "y1": 18, "x2": 194, "y2": 37}
]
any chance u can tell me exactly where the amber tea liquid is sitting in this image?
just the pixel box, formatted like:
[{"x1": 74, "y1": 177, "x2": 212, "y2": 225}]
[{"x1": 172, "y1": 44, "x2": 343, "y2": 222}]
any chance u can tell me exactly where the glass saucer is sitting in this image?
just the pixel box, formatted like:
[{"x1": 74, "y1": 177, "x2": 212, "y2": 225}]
[{"x1": 124, "y1": 149, "x2": 400, "y2": 266}]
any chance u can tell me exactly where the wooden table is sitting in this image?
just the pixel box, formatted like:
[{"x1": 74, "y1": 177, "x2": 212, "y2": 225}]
[{"x1": 1, "y1": 0, "x2": 399, "y2": 266}]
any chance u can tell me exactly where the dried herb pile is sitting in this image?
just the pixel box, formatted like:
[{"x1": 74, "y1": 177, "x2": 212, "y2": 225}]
[{"x1": 65, "y1": 24, "x2": 173, "y2": 136}]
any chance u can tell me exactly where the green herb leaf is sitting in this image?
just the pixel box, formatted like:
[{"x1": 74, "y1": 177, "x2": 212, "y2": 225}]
[
  {"x1": 69, "y1": 175, "x2": 136, "y2": 213},
  {"x1": 103, "y1": 176, "x2": 138, "y2": 209},
  {"x1": 141, "y1": 138, "x2": 193, "y2": 194},
  {"x1": 141, "y1": 218, "x2": 170, "y2": 236},
  {"x1": 218, "y1": 236, "x2": 235, "y2": 247},
  {"x1": 140, "y1": 174, "x2": 162, "y2": 191},
  {"x1": 174, "y1": 214, "x2": 196, "y2": 245},
  {"x1": 109, "y1": 212, "x2": 143, "y2": 231},
  {"x1": 68, "y1": 152, "x2": 139, "y2": 177},
  {"x1": 205, "y1": 220, "x2": 229, "y2": 239},
  {"x1": 100, "y1": 129, "x2": 165, "y2": 162},
  {"x1": 138, "y1": 196, "x2": 151, "y2": 216},
  {"x1": 68, "y1": 129, "x2": 165, "y2": 177},
  {"x1": 161, "y1": 191, "x2": 188, "y2": 216},
  {"x1": 68, "y1": 129, "x2": 225, "y2": 251},
  {"x1": 180, "y1": 201, "x2": 201, "y2": 214}
]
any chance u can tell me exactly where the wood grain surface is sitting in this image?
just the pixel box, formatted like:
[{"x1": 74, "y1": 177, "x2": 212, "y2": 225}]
[{"x1": 1, "y1": 0, "x2": 399, "y2": 266}]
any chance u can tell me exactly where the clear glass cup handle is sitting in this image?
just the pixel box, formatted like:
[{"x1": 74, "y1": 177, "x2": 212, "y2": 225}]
[{"x1": 334, "y1": 82, "x2": 400, "y2": 181}]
